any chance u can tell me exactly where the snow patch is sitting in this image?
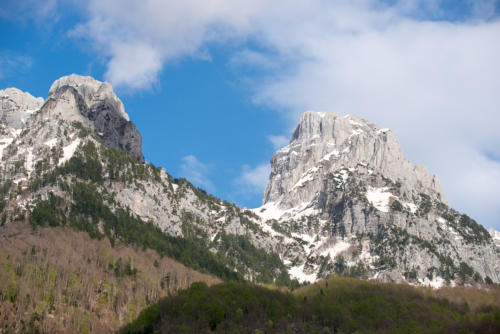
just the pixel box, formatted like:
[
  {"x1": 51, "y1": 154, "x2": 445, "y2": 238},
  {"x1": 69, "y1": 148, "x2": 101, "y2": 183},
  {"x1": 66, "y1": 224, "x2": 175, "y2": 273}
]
[
  {"x1": 349, "y1": 120, "x2": 364, "y2": 127},
  {"x1": 377, "y1": 128, "x2": 390, "y2": 134},
  {"x1": 253, "y1": 201, "x2": 319, "y2": 222},
  {"x1": 44, "y1": 138, "x2": 58, "y2": 148},
  {"x1": 292, "y1": 167, "x2": 318, "y2": 189},
  {"x1": 254, "y1": 202, "x2": 286, "y2": 221},
  {"x1": 437, "y1": 217, "x2": 446, "y2": 225},
  {"x1": 58, "y1": 138, "x2": 81, "y2": 166},
  {"x1": 321, "y1": 150, "x2": 339, "y2": 161},
  {"x1": 0, "y1": 137, "x2": 14, "y2": 159},
  {"x1": 25, "y1": 108, "x2": 39, "y2": 115},
  {"x1": 366, "y1": 187, "x2": 393, "y2": 213},
  {"x1": 289, "y1": 264, "x2": 317, "y2": 283},
  {"x1": 419, "y1": 276, "x2": 445, "y2": 289},
  {"x1": 489, "y1": 228, "x2": 500, "y2": 248},
  {"x1": 349, "y1": 129, "x2": 364, "y2": 137},
  {"x1": 489, "y1": 228, "x2": 500, "y2": 241},
  {"x1": 404, "y1": 202, "x2": 417, "y2": 214},
  {"x1": 25, "y1": 149, "x2": 34, "y2": 175}
]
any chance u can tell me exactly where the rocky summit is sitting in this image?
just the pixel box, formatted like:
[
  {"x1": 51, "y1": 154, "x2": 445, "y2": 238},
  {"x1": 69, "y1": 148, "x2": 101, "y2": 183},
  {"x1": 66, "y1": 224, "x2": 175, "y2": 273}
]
[
  {"x1": 0, "y1": 75, "x2": 498, "y2": 294},
  {"x1": 46, "y1": 74, "x2": 143, "y2": 161},
  {"x1": 255, "y1": 111, "x2": 499, "y2": 285}
]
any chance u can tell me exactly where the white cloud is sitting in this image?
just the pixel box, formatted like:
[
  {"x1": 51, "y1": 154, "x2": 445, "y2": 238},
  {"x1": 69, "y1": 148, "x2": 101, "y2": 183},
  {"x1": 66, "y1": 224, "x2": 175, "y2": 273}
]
[
  {"x1": 71, "y1": 0, "x2": 268, "y2": 90},
  {"x1": 252, "y1": 13, "x2": 500, "y2": 228},
  {"x1": 230, "y1": 49, "x2": 279, "y2": 70},
  {"x1": 180, "y1": 155, "x2": 215, "y2": 192},
  {"x1": 68, "y1": 0, "x2": 500, "y2": 228},
  {"x1": 267, "y1": 135, "x2": 289, "y2": 150},
  {"x1": 235, "y1": 163, "x2": 270, "y2": 195},
  {"x1": 104, "y1": 42, "x2": 162, "y2": 90}
]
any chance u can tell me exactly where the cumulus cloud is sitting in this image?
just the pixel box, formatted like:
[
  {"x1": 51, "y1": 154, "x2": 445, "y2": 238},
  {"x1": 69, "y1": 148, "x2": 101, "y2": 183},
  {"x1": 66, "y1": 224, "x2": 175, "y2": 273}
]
[
  {"x1": 180, "y1": 155, "x2": 215, "y2": 193},
  {"x1": 253, "y1": 10, "x2": 500, "y2": 228},
  {"x1": 69, "y1": 0, "x2": 500, "y2": 227},
  {"x1": 71, "y1": 0, "x2": 267, "y2": 89},
  {"x1": 235, "y1": 163, "x2": 270, "y2": 195}
]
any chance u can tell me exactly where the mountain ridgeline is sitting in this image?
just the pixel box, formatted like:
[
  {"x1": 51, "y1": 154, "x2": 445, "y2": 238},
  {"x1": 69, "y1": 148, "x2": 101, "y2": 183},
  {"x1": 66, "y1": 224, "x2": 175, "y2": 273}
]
[{"x1": 0, "y1": 74, "x2": 499, "y2": 332}]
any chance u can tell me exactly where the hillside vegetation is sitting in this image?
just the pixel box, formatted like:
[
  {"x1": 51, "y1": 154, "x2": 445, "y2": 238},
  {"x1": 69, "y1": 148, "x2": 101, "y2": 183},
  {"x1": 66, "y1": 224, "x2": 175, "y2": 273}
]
[
  {"x1": 121, "y1": 277, "x2": 500, "y2": 334},
  {"x1": 0, "y1": 222, "x2": 219, "y2": 333}
]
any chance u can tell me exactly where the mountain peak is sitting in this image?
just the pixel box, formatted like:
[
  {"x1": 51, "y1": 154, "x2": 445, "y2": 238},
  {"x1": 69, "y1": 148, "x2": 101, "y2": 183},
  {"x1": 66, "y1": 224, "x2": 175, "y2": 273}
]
[
  {"x1": 255, "y1": 110, "x2": 498, "y2": 285},
  {"x1": 49, "y1": 74, "x2": 130, "y2": 121},
  {"x1": 42, "y1": 74, "x2": 143, "y2": 161},
  {"x1": 264, "y1": 111, "x2": 444, "y2": 208}
]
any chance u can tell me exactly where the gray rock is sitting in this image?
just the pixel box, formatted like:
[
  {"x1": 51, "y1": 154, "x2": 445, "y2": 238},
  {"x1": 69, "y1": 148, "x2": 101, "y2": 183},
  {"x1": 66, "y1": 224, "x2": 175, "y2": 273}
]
[
  {"x1": 256, "y1": 111, "x2": 500, "y2": 286},
  {"x1": 46, "y1": 74, "x2": 144, "y2": 161},
  {"x1": 0, "y1": 87, "x2": 44, "y2": 129}
]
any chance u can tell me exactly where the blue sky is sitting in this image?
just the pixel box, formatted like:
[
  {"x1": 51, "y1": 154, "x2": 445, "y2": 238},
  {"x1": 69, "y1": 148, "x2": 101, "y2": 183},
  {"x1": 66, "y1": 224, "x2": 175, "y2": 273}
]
[{"x1": 1, "y1": 0, "x2": 500, "y2": 229}]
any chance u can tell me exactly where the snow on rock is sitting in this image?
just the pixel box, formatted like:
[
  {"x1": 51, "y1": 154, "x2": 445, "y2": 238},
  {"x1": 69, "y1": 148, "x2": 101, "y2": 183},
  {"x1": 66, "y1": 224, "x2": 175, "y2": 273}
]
[
  {"x1": 289, "y1": 264, "x2": 317, "y2": 283},
  {"x1": 292, "y1": 167, "x2": 319, "y2": 189},
  {"x1": 253, "y1": 201, "x2": 319, "y2": 222},
  {"x1": 321, "y1": 150, "x2": 339, "y2": 161},
  {"x1": 44, "y1": 138, "x2": 58, "y2": 148},
  {"x1": 404, "y1": 202, "x2": 418, "y2": 214},
  {"x1": 366, "y1": 187, "x2": 393, "y2": 213},
  {"x1": 0, "y1": 137, "x2": 15, "y2": 160},
  {"x1": 489, "y1": 228, "x2": 500, "y2": 241},
  {"x1": 419, "y1": 276, "x2": 446, "y2": 289},
  {"x1": 437, "y1": 217, "x2": 447, "y2": 225},
  {"x1": 25, "y1": 149, "x2": 34, "y2": 175},
  {"x1": 254, "y1": 202, "x2": 286, "y2": 221},
  {"x1": 489, "y1": 228, "x2": 500, "y2": 247},
  {"x1": 58, "y1": 138, "x2": 81, "y2": 166}
]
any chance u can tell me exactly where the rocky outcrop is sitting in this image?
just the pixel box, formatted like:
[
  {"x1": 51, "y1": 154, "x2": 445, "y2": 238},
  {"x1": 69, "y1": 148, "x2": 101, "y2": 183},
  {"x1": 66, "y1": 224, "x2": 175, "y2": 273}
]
[
  {"x1": 0, "y1": 87, "x2": 44, "y2": 129},
  {"x1": 44, "y1": 74, "x2": 144, "y2": 161}
]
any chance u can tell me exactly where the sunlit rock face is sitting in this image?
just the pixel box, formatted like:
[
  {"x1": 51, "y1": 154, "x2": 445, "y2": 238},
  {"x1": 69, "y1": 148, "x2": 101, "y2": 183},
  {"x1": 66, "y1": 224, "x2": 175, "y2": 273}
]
[
  {"x1": 0, "y1": 87, "x2": 44, "y2": 129},
  {"x1": 255, "y1": 111, "x2": 499, "y2": 285},
  {"x1": 2, "y1": 75, "x2": 499, "y2": 287},
  {"x1": 46, "y1": 74, "x2": 143, "y2": 162},
  {"x1": 264, "y1": 111, "x2": 444, "y2": 209}
]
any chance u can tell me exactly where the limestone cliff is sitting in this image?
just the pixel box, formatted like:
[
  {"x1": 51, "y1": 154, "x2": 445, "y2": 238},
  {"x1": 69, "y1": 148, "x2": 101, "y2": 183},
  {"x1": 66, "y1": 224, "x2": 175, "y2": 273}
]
[{"x1": 255, "y1": 111, "x2": 499, "y2": 286}]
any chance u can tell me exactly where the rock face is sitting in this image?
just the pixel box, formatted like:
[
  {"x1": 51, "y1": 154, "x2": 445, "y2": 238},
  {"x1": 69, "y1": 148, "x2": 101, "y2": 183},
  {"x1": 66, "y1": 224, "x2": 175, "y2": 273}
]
[
  {"x1": 1, "y1": 76, "x2": 498, "y2": 289},
  {"x1": 0, "y1": 87, "x2": 44, "y2": 129},
  {"x1": 255, "y1": 111, "x2": 500, "y2": 286},
  {"x1": 264, "y1": 111, "x2": 444, "y2": 208},
  {"x1": 44, "y1": 74, "x2": 144, "y2": 161},
  {"x1": 0, "y1": 74, "x2": 290, "y2": 286}
]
